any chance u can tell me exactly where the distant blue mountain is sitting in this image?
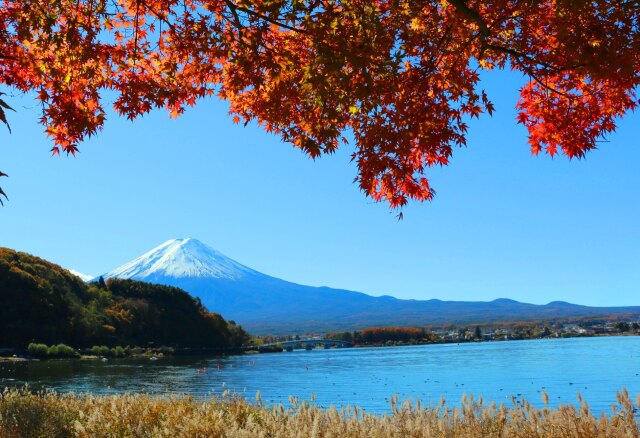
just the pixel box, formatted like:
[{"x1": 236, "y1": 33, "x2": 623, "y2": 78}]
[{"x1": 99, "y1": 238, "x2": 640, "y2": 334}]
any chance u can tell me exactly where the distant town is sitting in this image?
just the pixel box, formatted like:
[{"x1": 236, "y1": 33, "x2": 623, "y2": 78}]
[{"x1": 252, "y1": 318, "x2": 640, "y2": 349}]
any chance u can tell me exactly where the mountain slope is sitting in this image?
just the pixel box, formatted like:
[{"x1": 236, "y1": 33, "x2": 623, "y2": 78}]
[
  {"x1": 0, "y1": 247, "x2": 248, "y2": 349},
  {"x1": 100, "y1": 238, "x2": 640, "y2": 334}
]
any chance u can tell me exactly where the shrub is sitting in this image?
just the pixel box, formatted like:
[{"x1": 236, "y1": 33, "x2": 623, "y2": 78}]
[
  {"x1": 110, "y1": 346, "x2": 126, "y2": 357},
  {"x1": 156, "y1": 346, "x2": 174, "y2": 356},
  {"x1": 26, "y1": 343, "x2": 49, "y2": 358},
  {"x1": 129, "y1": 346, "x2": 145, "y2": 355},
  {"x1": 47, "y1": 344, "x2": 78, "y2": 358},
  {"x1": 90, "y1": 345, "x2": 110, "y2": 357}
]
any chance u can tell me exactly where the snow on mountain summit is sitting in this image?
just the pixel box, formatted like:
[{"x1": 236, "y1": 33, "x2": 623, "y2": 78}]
[
  {"x1": 103, "y1": 238, "x2": 258, "y2": 281},
  {"x1": 68, "y1": 269, "x2": 93, "y2": 282}
]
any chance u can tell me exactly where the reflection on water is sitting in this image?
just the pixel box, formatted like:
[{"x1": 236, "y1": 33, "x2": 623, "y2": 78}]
[{"x1": 1, "y1": 336, "x2": 639, "y2": 414}]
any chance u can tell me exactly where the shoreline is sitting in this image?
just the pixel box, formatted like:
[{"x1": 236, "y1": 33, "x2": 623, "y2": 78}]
[
  {"x1": 2, "y1": 332, "x2": 638, "y2": 362},
  {"x1": 344, "y1": 331, "x2": 640, "y2": 348}
]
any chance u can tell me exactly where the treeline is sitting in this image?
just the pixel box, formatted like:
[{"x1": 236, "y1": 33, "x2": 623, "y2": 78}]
[
  {"x1": 0, "y1": 248, "x2": 249, "y2": 350},
  {"x1": 327, "y1": 327, "x2": 436, "y2": 344},
  {"x1": 432, "y1": 314, "x2": 640, "y2": 333},
  {"x1": 326, "y1": 318, "x2": 640, "y2": 346}
]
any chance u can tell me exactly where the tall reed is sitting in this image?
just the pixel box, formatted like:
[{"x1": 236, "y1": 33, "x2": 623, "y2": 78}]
[{"x1": 0, "y1": 387, "x2": 638, "y2": 437}]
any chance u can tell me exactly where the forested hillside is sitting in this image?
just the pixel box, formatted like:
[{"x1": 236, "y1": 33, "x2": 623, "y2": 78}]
[{"x1": 0, "y1": 248, "x2": 248, "y2": 350}]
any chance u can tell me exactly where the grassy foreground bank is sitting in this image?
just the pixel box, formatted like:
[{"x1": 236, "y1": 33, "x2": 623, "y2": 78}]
[{"x1": 0, "y1": 388, "x2": 638, "y2": 437}]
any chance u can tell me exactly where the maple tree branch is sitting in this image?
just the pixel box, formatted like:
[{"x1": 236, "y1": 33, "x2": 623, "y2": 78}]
[
  {"x1": 224, "y1": 0, "x2": 306, "y2": 33},
  {"x1": 444, "y1": 1, "x2": 586, "y2": 103},
  {"x1": 484, "y1": 44, "x2": 559, "y2": 71},
  {"x1": 223, "y1": 0, "x2": 245, "y2": 33},
  {"x1": 222, "y1": 0, "x2": 256, "y2": 50},
  {"x1": 525, "y1": 72, "x2": 576, "y2": 99},
  {"x1": 448, "y1": 0, "x2": 581, "y2": 74},
  {"x1": 133, "y1": 0, "x2": 140, "y2": 63},
  {"x1": 108, "y1": 0, "x2": 123, "y2": 14},
  {"x1": 448, "y1": 0, "x2": 490, "y2": 37},
  {"x1": 138, "y1": 0, "x2": 176, "y2": 34}
]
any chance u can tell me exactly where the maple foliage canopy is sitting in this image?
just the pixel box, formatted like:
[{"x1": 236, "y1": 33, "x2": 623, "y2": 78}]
[{"x1": 0, "y1": 0, "x2": 638, "y2": 206}]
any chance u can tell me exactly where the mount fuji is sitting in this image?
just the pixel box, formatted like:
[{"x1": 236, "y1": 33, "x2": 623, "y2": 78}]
[
  {"x1": 99, "y1": 238, "x2": 404, "y2": 332},
  {"x1": 102, "y1": 238, "x2": 260, "y2": 282},
  {"x1": 99, "y1": 238, "x2": 640, "y2": 334}
]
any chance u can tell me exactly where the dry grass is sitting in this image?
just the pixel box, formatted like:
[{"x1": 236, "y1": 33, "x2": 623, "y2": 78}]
[{"x1": 0, "y1": 387, "x2": 638, "y2": 437}]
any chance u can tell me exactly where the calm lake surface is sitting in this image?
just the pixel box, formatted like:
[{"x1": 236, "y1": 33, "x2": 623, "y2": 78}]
[{"x1": 1, "y1": 337, "x2": 639, "y2": 414}]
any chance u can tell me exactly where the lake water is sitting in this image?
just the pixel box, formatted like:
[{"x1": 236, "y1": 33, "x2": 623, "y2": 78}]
[{"x1": 1, "y1": 337, "x2": 639, "y2": 414}]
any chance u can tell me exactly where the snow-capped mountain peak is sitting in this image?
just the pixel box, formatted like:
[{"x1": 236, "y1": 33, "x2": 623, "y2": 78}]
[
  {"x1": 68, "y1": 269, "x2": 93, "y2": 282},
  {"x1": 102, "y1": 238, "x2": 258, "y2": 281}
]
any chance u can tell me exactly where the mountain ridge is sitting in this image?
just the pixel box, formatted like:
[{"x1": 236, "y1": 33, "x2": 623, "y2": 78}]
[{"x1": 99, "y1": 238, "x2": 640, "y2": 334}]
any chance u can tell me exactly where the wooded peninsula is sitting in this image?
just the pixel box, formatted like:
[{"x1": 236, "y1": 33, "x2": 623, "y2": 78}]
[{"x1": 0, "y1": 248, "x2": 248, "y2": 354}]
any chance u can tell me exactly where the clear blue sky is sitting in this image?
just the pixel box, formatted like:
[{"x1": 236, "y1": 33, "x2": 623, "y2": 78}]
[{"x1": 1, "y1": 69, "x2": 639, "y2": 306}]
